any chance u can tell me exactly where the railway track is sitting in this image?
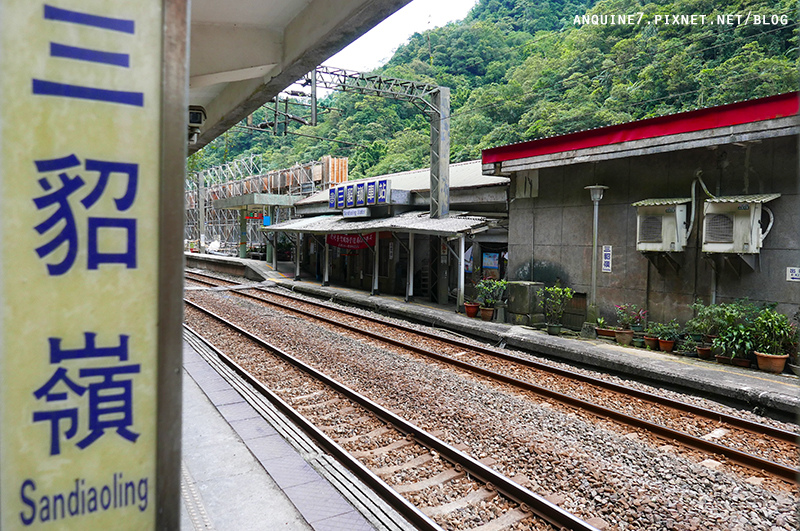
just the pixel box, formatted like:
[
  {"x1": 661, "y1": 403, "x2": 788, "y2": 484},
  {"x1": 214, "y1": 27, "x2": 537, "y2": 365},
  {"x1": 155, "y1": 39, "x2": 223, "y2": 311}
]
[
  {"x1": 185, "y1": 270, "x2": 800, "y2": 484},
  {"x1": 184, "y1": 299, "x2": 599, "y2": 531}
]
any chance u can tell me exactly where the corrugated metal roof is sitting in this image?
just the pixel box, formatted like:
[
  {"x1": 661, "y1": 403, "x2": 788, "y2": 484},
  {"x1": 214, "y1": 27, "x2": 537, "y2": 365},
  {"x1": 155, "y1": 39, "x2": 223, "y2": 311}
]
[
  {"x1": 631, "y1": 197, "x2": 691, "y2": 207},
  {"x1": 482, "y1": 93, "x2": 799, "y2": 164},
  {"x1": 260, "y1": 210, "x2": 493, "y2": 237},
  {"x1": 705, "y1": 193, "x2": 781, "y2": 204},
  {"x1": 296, "y1": 160, "x2": 508, "y2": 206}
]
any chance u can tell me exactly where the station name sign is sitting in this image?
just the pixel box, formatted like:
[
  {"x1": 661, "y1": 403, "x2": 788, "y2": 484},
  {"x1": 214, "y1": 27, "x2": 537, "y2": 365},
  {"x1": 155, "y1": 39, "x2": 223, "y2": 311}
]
[{"x1": 329, "y1": 178, "x2": 391, "y2": 209}]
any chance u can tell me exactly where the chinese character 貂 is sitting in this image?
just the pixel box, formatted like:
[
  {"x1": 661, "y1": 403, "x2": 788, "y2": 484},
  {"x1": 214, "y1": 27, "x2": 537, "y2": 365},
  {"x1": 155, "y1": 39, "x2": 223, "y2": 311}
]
[{"x1": 33, "y1": 155, "x2": 138, "y2": 275}]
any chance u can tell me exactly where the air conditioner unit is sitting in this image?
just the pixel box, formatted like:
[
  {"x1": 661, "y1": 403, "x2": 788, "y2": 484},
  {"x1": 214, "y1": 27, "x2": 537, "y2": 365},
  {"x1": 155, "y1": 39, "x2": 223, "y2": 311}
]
[
  {"x1": 702, "y1": 194, "x2": 780, "y2": 254},
  {"x1": 632, "y1": 198, "x2": 691, "y2": 252}
]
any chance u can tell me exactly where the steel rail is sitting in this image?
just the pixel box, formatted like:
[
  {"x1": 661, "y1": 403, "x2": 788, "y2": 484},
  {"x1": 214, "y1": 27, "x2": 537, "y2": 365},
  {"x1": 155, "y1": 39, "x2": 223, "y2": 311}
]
[
  {"x1": 185, "y1": 272, "x2": 800, "y2": 482},
  {"x1": 185, "y1": 298, "x2": 601, "y2": 531},
  {"x1": 183, "y1": 322, "x2": 442, "y2": 531},
  {"x1": 185, "y1": 272, "x2": 799, "y2": 440},
  {"x1": 192, "y1": 271, "x2": 798, "y2": 444}
]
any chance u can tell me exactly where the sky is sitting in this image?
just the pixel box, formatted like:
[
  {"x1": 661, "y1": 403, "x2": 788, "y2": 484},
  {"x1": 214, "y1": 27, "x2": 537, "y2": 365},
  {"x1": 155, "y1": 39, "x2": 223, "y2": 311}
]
[{"x1": 325, "y1": 0, "x2": 479, "y2": 72}]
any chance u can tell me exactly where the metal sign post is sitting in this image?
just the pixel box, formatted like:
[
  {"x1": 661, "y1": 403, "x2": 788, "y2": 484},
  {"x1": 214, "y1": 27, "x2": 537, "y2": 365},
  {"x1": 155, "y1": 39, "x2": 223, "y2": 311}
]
[{"x1": 0, "y1": 1, "x2": 187, "y2": 528}]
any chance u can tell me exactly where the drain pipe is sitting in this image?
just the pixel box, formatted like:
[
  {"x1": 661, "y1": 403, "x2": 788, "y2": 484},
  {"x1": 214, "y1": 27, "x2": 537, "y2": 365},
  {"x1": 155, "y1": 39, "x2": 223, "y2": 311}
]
[{"x1": 694, "y1": 170, "x2": 717, "y2": 304}]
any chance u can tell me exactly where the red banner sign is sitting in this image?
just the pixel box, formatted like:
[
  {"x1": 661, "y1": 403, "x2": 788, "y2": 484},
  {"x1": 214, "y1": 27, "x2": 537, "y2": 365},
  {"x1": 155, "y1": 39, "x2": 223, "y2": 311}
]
[{"x1": 326, "y1": 233, "x2": 375, "y2": 249}]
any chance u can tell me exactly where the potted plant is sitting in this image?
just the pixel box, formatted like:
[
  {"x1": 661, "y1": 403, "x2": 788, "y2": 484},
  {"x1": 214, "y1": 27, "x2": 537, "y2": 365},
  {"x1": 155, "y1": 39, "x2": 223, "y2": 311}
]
[
  {"x1": 678, "y1": 337, "x2": 698, "y2": 357},
  {"x1": 537, "y1": 282, "x2": 574, "y2": 335},
  {"x1": 475, "y1": 278, "x2": 507, "y2": 321},
  {"x1": 696, "y1": 343, "x2": 713, "y2": 359},
  {"x1": 632, "y1": 307, "x2": 648, "y2": 333},
  {"x1": 464, "y1": 299, "x2": 480, "y2": 318},
  {"x1": 594, "y1": 317, "x2": 616, "y2": 338},
  {"x1": 613, "y1": 304, "x2": 643, "y2": 346},
  {"x1": 684, "y1": 316, "x2": 706, "y2": 342},
  {"x1": 712, "y1": 323, "x2": 756, "y2": 367},
  {"x1": 753, "y1": 308, "x2": 797, "y2": 373},
  {"x1": 643, "y1": 322, "x2": 661, "y2": 350},
  {"x1": 657, "y1": 320, "x2": 681, "y2": 353}
]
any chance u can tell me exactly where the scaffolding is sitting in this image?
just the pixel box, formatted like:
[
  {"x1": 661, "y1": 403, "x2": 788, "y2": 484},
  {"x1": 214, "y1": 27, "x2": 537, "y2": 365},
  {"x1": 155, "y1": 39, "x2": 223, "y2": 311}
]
[{"x1": 185, "y1": 155, "x2": 347, "y2": 254}]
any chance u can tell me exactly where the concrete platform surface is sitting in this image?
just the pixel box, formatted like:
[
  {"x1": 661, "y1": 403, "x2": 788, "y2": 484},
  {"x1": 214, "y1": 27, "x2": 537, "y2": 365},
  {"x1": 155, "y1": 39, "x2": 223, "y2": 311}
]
[{"x1": 181, "y1": 340, "x2": 385, "y2": 531}]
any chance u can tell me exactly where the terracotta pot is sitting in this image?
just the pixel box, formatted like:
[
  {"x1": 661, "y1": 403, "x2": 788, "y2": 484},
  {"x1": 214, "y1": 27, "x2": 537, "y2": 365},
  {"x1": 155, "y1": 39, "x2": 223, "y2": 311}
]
[
  {"x1": 464, "y1": 302, "x2": 480, "y2": 318},
  {"x1": 595, "y1": 327, "x2": 616, "y2": 338},
  {"x1": 731, "y1": 357, "x2": 751, "y2": 368},
  {"x1": 643, "y1": 336, "x2": 659, "y2": 350},
  {"x1": 754, "y1": 351, "x2": 789, "y2": 373},
  {"x1": 479, "y1": 307, "x2": 495, "y2": 321},
  {"x1": 696, "y1": 346, "x2": 713, "y2": 359},
  {"x1": 715, "y1": 355, "x2": 731, "y2": 365},
  {"x1": 615, "y1": 329, "x2": 634, "y2": 346},
  {"x1": 658, "y1": 339, "x2": 675, "y2": 353},
  {"x1": 546, "y1": 324, "x2": 562, "y2": 336}
]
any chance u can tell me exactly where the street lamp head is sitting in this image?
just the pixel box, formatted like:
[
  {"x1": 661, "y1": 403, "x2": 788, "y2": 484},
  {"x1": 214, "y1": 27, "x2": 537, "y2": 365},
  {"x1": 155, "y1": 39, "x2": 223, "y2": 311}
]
[{"x1": 585, "y1": 184, "x2": 608, "y2": 202}]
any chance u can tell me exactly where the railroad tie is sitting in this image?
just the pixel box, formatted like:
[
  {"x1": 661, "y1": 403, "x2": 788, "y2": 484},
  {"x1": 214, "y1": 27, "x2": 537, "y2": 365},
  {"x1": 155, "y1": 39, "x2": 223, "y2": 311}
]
[
  {"x1": 290, "y1": 390, "x2": 326, "y2": 403},
  {"x1": 393, "y1": 468, "x2": 465, "y2": 494},
  {"x1": 351, "y1": 438, "x2": 414, "y2": 458},
  {"x1": 295, "y1": 397, "x2": 342, "y2": 410},
  {"x1": 339, "y1": 426, "x2": 392, "y2": 444},
  {"x1": 373, "y1": 453, "x2": 434, "y2": 476},
  {"x1": 468, "y1": 508, "x2": 529, "y2": 531},
  {"x1": 421, "y1": 487, "x2": 497, "y2": 517}
]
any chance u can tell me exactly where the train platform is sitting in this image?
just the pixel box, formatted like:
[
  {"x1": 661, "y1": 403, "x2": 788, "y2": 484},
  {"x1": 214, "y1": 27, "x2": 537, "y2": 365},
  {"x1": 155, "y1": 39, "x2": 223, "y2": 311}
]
[
  {"x1": 185, "y1": 252, "x2": 800, "y2": 421},
  {"x1": 180, "y1": 331, "x2": 416, "y2": 531}
]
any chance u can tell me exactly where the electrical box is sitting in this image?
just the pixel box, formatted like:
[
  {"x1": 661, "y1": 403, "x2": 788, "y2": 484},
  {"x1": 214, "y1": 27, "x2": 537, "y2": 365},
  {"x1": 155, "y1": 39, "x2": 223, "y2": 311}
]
[
  {"x1": 702, "y1": 194, "x2": 780, "y2": 254},
  {"x1": 632, "y1": 198, "x2": 691, "y2": 253}
]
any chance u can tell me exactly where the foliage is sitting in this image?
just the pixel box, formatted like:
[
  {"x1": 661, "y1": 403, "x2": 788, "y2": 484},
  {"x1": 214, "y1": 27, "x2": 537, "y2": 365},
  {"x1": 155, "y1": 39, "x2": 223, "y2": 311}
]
[
  {"x1": 688, "y1": 298, "x2": 767, "y2": 336},
  {"x1": 595, "y1": 316, "x2": 607, "y2": 328},
  {"x1": 614, "y1": 303, "x2": 646, "y2": 329},
  {"x1": 657, "y1": 319, "x2": 681, "y2": 342},
  {"x1": 644, "y1": 322, "x2": 662, "y2": 338},
  {"x1": 475, "y1": 278, "x2": 507, "y2": 307},
  {"x1": 713, "y1": 324, "x2": 757, "y2": 360},
  {"x1": 537, "y1": 282, "x2": 574, "y2": 325},
  {"x1": 753, "y1": 308, "x2": 798, "y2": 356},
  {"x1": 188, "y1": 0, "x2": 798, "y2": 179},
  {"x1": 679, "y1": 337, "x2": 698, "y2": 353}
]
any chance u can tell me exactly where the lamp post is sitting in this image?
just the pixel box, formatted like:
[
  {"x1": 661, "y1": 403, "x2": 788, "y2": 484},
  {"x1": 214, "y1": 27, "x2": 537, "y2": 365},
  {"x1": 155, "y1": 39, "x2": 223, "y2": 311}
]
[{"x1": 585, "y1": 185, "x2": 608, "y2": 322}]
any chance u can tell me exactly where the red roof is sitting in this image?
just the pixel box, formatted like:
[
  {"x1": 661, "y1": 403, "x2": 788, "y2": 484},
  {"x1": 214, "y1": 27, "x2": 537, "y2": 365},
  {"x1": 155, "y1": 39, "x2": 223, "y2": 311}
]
[{"x1": 482, "y1": 92, "x2": 799, "y2": 165}]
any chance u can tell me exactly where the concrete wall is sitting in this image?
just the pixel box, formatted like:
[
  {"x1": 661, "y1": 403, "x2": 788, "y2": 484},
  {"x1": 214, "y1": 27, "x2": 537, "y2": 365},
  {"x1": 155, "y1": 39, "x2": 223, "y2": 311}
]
[{"x1": 507, "y1": 134, "x2": 799, "y2": 324}]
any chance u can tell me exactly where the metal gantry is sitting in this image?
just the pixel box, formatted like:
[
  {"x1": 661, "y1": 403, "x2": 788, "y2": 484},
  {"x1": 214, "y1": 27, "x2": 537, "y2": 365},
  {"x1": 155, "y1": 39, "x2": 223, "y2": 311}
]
[{"x1": 305, "y1": 66, "x2": 451, "y2": 218}]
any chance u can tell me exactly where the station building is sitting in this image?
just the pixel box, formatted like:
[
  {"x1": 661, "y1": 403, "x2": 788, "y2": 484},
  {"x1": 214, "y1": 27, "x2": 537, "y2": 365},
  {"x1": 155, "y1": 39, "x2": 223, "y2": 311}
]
[
  {"x1": 481, "y1": 92, "x2": 799, "y2": 325},
  {"x1": 263, "y1": 160, "x2": 509, "y2": 305}
]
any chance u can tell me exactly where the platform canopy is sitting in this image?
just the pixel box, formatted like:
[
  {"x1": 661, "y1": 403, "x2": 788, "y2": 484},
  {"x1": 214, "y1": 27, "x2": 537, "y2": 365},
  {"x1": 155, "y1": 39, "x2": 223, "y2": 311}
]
[
  {"x1": 189, "y1": 0, "x2": 411, "y2": 153},
  {"x1": 261, "y1": 210, "x2": 493, "y2": 238}
]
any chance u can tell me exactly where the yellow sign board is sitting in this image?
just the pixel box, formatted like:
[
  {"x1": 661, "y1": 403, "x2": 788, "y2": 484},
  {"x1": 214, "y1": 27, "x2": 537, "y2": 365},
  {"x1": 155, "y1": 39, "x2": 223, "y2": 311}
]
[{"x1": 1, "y1": 1, "x2": 168, "y2": 528}]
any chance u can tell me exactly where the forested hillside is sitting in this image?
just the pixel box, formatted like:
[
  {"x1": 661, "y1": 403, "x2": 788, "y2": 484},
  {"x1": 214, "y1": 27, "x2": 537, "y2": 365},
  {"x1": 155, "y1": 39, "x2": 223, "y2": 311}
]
[{"x1": 189, "y1": 0, "x2": 797, "y2": 178}]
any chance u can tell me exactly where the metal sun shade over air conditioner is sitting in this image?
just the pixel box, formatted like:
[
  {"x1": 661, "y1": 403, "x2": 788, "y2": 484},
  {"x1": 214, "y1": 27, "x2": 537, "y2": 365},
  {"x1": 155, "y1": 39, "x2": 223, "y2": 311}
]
[{"x1": 701, "y1": 194, "x2": 780, "y2": 254}]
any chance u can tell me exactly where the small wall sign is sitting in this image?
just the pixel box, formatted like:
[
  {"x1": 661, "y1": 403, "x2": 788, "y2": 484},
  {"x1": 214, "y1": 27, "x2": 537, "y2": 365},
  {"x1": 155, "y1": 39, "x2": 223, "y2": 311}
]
[
  {"x1": 787, "y1": 267, "x2": 800, "y2": 282},
  {"x1": 602, "y1": 245, "x2": 612, "y2": 273}
]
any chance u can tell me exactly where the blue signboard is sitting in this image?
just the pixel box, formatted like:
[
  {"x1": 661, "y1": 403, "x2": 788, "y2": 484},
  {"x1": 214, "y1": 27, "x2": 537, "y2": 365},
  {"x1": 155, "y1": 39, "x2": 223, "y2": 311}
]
[
  {"x1": 336, "y1": 186, "x2": 345, "y2": 208},
  {"x1": 345, "y1": 184, "x2": 355, "y2": 208},
  {"x1": 329, "y1": 188, "x2": 336, "y2": 209},
  {"x1": 356, "y1": 183, "x2": 366, "y2": 206},
  {"x1": 366, "y1": 182, "x2": 376, "y2": 206},
  {"x1": 377, "y1": 179, "x2": 389, "y2": 205}
]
